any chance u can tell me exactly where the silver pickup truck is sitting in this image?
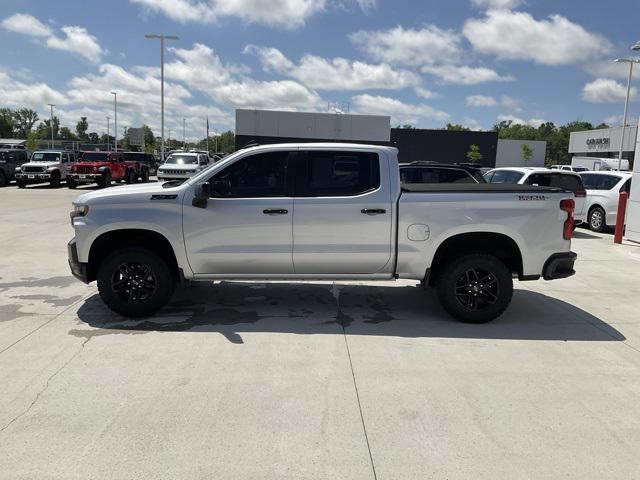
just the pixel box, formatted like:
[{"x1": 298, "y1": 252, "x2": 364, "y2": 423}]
[{"x1": 68, "y1": 143, "x2": 577, "y2": 323}]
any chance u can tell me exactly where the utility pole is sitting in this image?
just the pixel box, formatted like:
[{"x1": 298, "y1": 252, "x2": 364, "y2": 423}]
[
  {"x1": 145, "y1": 34, "x2": 179, "y2": 161},
  {"x1": 106, "y1": 116, "x2": 110, "y2": 151},
  {"x1": 48, "y1": 104, "x2": 55, "y2": 149},
  {"x1": 183, "y1": 118, "x2": 186, "y2": 149},
  {"x1": 111, "y1": 92, "x2": 118, "y2": 152}
]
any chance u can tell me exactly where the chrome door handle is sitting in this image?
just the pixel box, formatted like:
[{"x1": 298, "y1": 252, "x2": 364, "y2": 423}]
[
  {"x1": 263, "y1": 209, "x2": 289, "y2": 215},
  {"x1": 361, "y1": 208, "x2": 386, "y2": 215}
]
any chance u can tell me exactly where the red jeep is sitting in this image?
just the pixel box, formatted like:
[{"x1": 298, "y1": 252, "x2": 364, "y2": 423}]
[{"x1": 67, "y1": 151, "x2": 140, "y2": 189}]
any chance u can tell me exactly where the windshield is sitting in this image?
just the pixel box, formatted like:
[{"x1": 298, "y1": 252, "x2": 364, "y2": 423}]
[
  {"x1": 82, "y1": 153, "x2": 109, "y2": 162},
  {"x1": 32, "y1": 152, "x2": 61, "y2": 162},
  {"x1": 165, "y1": 154, "x2": 198, "y2": 165}
]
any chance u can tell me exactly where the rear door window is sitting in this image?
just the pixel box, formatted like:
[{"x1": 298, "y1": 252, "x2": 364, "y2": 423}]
[
  {"x1": 526, "y1": 173, "x2": 582, "y2": 192},
  {"x1": 298, "y1": 151, "x2": 380, "y2": 197},
  {"x1": 579, "y1": 174, "x2": 621, "y2": 190},
  {"x1": 488, "y1": 170, "x2": 520, "y2": 184}
]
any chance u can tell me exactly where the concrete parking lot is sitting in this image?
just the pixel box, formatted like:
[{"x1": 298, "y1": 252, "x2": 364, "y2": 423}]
[{"x1": 1, "y1": 184, "x2": 640, "y2": 479}]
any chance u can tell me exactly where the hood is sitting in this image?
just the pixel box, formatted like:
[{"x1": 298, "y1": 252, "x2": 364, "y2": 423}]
[
  {"x1": 73, "y1": 181, "x2": 183, "y2": 205},
  {"x1": 27, "y1": 161, "x2": 60, "y2": 167},
  {"x1": 158, "y1": 163, "x2": 200, "y2": 171}
]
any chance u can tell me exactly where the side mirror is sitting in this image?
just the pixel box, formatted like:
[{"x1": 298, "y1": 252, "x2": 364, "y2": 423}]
[{"x1": 192, "y1": 182, "x2": 210, "y2": 208}]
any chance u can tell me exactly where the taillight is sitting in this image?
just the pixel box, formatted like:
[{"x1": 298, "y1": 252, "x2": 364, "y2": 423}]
[
  {"x1": 574, "y1": 188, "x2": 586, "y2": 198},
  {"x1": 560, "y1": 199, "x2": 575, "y2": 240}
]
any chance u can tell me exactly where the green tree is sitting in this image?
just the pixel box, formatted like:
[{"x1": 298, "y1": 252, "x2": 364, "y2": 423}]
[
  {"x1": 142, "y1": 125, "x2": 156, "y2": 153},
  {"x1": 0, "y1": 108, "x2": 14, "y2": 137},
  {"x1": 12, "y1": 108, "x2": 39, "y2": 137},
  {"x1": 76, "y1": 117, "x2": 89, "y2": 140},
  {"x1": 26, "y1": 130, "x2": 40, "y2": 151},
  {"x1": 58, "y1": 127, "x2": 77, "y2": 140},
  {"x1": 36, "y1": 116, "x2": 60, "y2": 141},
  {"x1": 521, "y1": 143, "x2": 534, "y2": 163},
  {"x1": 466, "y1": 144, "x2": 483, "y2": 163},
  {"x1": 444, "y1": 123, "x2": 470, "y2": 131},
  {"x1": 88, "y1": 132, "x2": 100, "y2": 143}
]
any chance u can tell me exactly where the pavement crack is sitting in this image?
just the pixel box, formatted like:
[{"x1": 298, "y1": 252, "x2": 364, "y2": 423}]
[
  {"x1": 333, "y1": 283, "x2": 378, "y2": 480},
  {"x1": 0, "y1": 335, "x2": 92, "y2": 434}
]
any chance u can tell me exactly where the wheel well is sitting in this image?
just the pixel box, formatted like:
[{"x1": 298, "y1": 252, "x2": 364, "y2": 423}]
[
  {"x1": 588, "y1": 204, "x2": 604, "y2": 215},
  {"x1": 87, "y1": 229, "x2": 179, "y2": 283},
  {"x1": 428, "y1": 232, "x2": 523, "y2": 285}
]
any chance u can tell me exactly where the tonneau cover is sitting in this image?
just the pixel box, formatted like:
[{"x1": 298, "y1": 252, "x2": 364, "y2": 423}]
[{"x1": 401, "y1": 183, "x2": 568, "y2": 194}]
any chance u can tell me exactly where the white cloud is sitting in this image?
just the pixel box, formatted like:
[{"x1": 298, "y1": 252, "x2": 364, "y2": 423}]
[
  {"x1": 497, "y1": 114, "x2": 545, "y2": 127},
  {"x1": 462, "y1": 117, "x2": 483, "y2": 130},
  {"x1": 470, "y1": 0, "x2": 522, "y2": 9},
  {"x1": 463, "y1": 10, "x2": 612, "y2": 66},
  {"x1": 466, "y1": 94, "x2": 520, "y2": 109},
  {"x1": 603, "y1": 115, "x2": 623, "y2": 126},
  {"x1": 352, "y1": 93, "x2": 449, "y2": 126},
  {"x1": 350, "y1": 25, "x2": 461, "y2": 67},
  {"x1": 466, "y1": 95, "x2": 497, "y2": 107},
  {"x1": 414, "y1": 87, "x2": 439, "y2": 99},
  {"x1": 422, "y1": 64, "x2": 514, "y2": 85},
  {"x1": 131, "y1": 0, "x2": 335, "y2": 28},
  {"x1": 244, "y1": 45, "x2": 419, "y2": 90},
  {"x1": 164, "y1": 43, "x2": 323, "y2": 111},
  {"x1": 1, "y1": 13, "x2": 105, "y2": 63},
  {"x1": 1, "y1": 13, "x2": 51, "y2": 37},
  {"x1": 585, "y1": 60, "x2": 637, "y2": 81},
  {"x1": 582, "y1": 78, "x2": 638, "y2": 103},
  {"x1": 0, "y1": 70, "x2": 67, "y2": 109}
]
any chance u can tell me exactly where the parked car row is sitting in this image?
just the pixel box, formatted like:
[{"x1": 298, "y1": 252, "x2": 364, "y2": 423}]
[{"x1": 482, "y1": 167, "x2": 633, "y2": 233}]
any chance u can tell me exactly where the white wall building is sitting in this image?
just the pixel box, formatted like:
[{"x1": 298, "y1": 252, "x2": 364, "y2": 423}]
[{"x1": 495, "y1": 139, "x2": 546, "y2": 168}]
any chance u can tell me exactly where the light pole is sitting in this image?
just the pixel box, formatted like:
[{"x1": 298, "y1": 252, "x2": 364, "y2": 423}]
[
  {"x1": 111, "y1": 92, "x2": 118, "y2": 152},
  {"x1": 145, "y1": 34, "x2": 179, "y2": 161},
  {"x1": 183, "y1": 118, "x2": 186, "y2": 149},
  {"x1": 106, "y1": 116, "x2": 110, "y2": 151},
  {"x1": 47, "y1": 103, "x2": 55, "y2": 149},
  {"x1": 614, "y1": 41, "x2": 640, "y2": 171}
]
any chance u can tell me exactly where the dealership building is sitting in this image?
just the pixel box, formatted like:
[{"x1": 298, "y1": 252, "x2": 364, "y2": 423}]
[
  {"x1": 235, "y1": 109, "x2": 544, "y2": 168},
  {"x1": 569, "y1": 125, "x2": 638, "y2": 167}
]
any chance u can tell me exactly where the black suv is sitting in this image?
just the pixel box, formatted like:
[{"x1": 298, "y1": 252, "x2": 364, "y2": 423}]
[
  {"x1": 122, "y1": 151, "x2": 158, "y2": 177},
  {"x1": 0, "y1": 148, "x2": 30, "y2": 187},
  {"x1": 399, "y1": 162, "x2": 486, "y2": 184}
]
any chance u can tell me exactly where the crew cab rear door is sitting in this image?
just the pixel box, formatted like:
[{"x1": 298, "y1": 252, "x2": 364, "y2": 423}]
[{"x1": 292, "y1": 149, "x2": 393, "y2": 274}]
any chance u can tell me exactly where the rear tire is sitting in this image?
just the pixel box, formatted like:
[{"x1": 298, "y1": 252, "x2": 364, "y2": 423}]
[
  {"x1": 126, "y1": 169, "x2": 136, "y2": 184},
  {"x1": 50, "y1": 171, "x2": 61, "y2": 188},
  {"x1": 436, "y1": 253, "x2": 513, "y2": 323},
  {"x1": 141, "y1": 168, "x2": 149, "y2": 183},
  {"x1": 588, "y1": 206, "x2": 606, "y2": 233},
  {"x1": 0, "y1": 171, "x2": 6, "y2": 187},
  {"x1": 97, "y1": 247, "x2": 175, "y2": 318}
]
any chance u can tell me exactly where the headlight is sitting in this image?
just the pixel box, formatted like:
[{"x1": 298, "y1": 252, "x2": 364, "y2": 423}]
[
  {"x1": 15, "y1": 166, "x2": 21, "y2": 172},
  {"x1": 70, "y1": 204, "x2": 89, "y2": 223}
]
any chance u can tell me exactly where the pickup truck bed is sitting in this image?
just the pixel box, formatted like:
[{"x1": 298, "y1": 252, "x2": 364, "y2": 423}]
[{"x1": 68, "y1": 143, "x2": 577, "y2": 323}]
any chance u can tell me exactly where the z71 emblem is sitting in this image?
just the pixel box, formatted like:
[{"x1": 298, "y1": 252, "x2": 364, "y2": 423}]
[{"x1": 518, "y1": 194, "x2": 546, "y2": 201}]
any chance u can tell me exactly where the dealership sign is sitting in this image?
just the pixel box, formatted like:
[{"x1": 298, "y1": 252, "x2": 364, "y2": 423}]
[{"x1": 586, "y1": 137, "x2": 610, "y2": 149}]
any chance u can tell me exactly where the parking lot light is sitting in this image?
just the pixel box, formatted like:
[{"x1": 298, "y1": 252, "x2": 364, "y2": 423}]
[
  {"x1": 111, "y1": 92, "x2": 118, "y2": 152},
  {"x1": 145, "y1": 34, "x2": 179, "y2": 162},
  {"x1": 613, "y1": 52, "x2": 640, "y2": 171},
  {"x1": 47, "y1": 103, "x2": 55, "y2": 149}
]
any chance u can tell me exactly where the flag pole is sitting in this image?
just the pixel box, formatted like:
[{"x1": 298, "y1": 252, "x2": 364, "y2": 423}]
[{"x1": 206, "y1": 116, "x2": 210, "y2": 155}]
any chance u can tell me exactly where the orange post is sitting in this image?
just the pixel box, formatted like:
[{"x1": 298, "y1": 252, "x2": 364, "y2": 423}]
[{"x1": 614, "y1": 192, "x2": 629, "y2": 244}]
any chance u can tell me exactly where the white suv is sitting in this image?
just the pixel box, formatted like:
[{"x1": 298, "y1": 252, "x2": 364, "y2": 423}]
[
  {"x1": 157, "y1": 152, "x2": 209, "y2": 182},
  {"x1": 579, "y1": 171, "x2": 633, "y2": 232},
  {"x1": 483, "y1": 167, "x2": 587, "y2": 225}
]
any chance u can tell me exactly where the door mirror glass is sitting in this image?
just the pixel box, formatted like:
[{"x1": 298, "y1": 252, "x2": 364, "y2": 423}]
[{"x1": 193, "y1": 182, "x2": 211, "y2": 208}]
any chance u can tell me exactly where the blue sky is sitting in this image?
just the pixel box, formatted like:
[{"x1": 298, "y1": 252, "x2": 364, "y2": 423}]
[{"x1": 1, "y1": 0, "x2": 638, "y2": 140}]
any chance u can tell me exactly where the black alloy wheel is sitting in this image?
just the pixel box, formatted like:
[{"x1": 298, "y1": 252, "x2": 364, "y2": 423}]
[
  {"x1": 436, "y1": 253, "x2": 513, "y2": 323},
  {"x1": 111, "y1": 262, "x2": 158, "y2": 304}
]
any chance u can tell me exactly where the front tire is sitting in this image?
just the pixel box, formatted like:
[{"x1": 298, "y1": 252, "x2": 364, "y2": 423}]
[
  {"x1": 97, "y1": 247, "x2": 175, "y2": 317},
  {"x1": 436, "y1": 253, "x2": 513, "y2": 323},
  {"x1": 588, "y1": 206, "x2": 606, "y2": 233},
  {"x1": 126, "y1": 169, "x2": 136, "y2": 184},
  {"x1": 17, "y1": 180, "x2": 26, "y2": 189},
  {"x1": 67, "y1": 178, "x2": 77, "y2": 189},
  {"x1": 140, "y1": 168, "x2": 149, "y2": 183},
  {"x1": 50, "y1": 171, "x2": 61, "y2": 188},
  {"x1": 99, "y1": 172, "x2": 111, "y2": 188},
  {"x1": 0, "y1": 170, "x2": 6, "y2": 187}
]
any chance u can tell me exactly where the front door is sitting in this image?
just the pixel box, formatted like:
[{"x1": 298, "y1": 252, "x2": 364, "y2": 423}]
[
  {"x1": 183, "y1": 150, "x2": 295, "y2": 275},
  {"x1": 292, "y1": 149, "x2": 393, "y2": 274}
]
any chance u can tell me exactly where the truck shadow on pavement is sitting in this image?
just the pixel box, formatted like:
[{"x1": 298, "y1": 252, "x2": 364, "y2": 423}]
[{"x1": 73, "y1": 282, "x2": 625, "y2": 344}]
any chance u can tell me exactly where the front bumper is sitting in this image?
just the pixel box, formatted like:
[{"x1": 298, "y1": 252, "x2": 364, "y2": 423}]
[
  {"x1": 543, "y1": 251, "x2": 577, "y2": 280},
  {"x1": 16, "y1": 172, "x2": 51, "y2": 182},
  {"x1": 68, "y1": 173, "x2": 102, "y2": 184},
  {"x1": 68, "y1": 238, "x2": 89, "y2": 283}
]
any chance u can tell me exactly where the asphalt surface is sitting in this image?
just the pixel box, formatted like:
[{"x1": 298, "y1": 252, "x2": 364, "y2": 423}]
[{"x1": 1, "y1": 181, "x2": 640, "y2": 479}]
